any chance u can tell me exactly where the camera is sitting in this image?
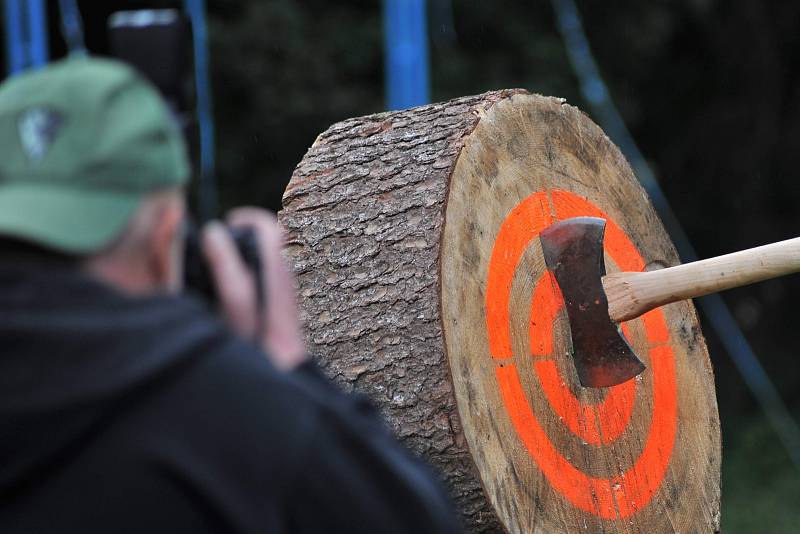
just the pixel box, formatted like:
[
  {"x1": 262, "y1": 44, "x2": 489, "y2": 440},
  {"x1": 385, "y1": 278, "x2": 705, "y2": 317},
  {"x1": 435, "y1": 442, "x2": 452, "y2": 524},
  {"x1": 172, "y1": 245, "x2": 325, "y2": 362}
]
[
  {"x1": 108, "y1": 9, "x2": 264, "y2": 306},
  {"x1": 183, "y1": 223, "x2": 263, "y2": 306}
]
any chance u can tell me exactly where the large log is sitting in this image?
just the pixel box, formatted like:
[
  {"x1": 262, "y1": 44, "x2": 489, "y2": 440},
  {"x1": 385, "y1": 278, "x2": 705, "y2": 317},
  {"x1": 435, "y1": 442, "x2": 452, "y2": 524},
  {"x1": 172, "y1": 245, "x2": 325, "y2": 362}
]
[{"x1": 279, "y1": 90, "x2": 721, "y2": 533}]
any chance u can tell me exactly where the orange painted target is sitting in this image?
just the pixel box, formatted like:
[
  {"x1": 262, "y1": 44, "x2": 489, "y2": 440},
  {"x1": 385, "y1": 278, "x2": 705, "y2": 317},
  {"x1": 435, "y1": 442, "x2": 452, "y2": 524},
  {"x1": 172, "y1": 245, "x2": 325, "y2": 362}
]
[
  {"x1": 485, "y1": 190, "x2": 677, "y2": 519},
  {"x1": 430, "y1": 93, "x2": 720, "y2": 532}
]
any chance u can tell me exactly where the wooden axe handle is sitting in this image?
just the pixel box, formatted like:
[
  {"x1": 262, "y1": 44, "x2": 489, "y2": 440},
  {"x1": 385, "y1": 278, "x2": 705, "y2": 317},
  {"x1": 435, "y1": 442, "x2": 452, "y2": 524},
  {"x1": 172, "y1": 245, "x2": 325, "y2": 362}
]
[{"x1": 603, "y1": 236, "x2": 800, "y2": 322}]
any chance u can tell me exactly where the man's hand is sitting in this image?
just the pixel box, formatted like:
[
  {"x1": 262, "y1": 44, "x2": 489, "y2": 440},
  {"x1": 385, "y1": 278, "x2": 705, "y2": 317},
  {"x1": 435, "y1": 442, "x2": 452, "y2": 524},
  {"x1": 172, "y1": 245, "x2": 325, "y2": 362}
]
[{"x1": 201, "y1": 208, "x2": 307, "y2": 371}]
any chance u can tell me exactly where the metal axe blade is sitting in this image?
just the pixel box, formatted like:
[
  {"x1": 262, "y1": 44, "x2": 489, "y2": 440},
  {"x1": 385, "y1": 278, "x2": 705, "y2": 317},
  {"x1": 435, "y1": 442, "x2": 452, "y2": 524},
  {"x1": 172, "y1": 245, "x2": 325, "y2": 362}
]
[{"x1": 539, "y1": 217, "x2": 646, "y2": 388}]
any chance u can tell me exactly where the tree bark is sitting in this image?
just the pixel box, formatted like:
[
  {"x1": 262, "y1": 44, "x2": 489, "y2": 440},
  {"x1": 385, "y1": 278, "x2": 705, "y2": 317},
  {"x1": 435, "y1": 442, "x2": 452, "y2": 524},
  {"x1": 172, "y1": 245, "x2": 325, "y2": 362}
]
[{"x1": 279, "y1": 90, "x2": 721, "y2": 533}]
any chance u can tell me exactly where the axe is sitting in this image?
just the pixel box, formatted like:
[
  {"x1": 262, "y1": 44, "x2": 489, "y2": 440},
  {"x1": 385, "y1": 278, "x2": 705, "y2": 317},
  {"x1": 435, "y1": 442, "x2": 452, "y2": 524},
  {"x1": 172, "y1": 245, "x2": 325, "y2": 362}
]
[{"x1": 539, "y1": 216, "x2": 800, "y2": 388}]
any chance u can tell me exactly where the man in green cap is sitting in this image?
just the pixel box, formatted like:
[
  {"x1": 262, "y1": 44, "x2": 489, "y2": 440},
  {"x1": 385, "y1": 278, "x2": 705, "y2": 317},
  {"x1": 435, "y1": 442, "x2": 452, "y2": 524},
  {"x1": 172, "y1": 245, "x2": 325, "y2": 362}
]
[{"x1": 0, "y1": 57, "x2": 459, "y2": 533}]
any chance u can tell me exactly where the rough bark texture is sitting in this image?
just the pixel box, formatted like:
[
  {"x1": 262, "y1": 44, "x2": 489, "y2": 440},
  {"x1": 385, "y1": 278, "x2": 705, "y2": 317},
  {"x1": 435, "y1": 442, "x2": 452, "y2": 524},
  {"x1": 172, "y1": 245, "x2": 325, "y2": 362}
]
[
  {"x1": 279, "y1": 90, "x2": 523, "y2": 532},
  {"x1": 279, "y1": 90, "x2": 721, "y2": 533}
]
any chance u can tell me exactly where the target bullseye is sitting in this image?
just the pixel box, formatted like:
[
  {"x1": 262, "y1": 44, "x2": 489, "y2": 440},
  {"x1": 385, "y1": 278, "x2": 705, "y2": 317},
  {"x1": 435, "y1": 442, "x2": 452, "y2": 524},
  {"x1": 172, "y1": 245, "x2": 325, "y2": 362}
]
[{"x1": 486, "y1": 190, "x2": 677, "y2": 519}]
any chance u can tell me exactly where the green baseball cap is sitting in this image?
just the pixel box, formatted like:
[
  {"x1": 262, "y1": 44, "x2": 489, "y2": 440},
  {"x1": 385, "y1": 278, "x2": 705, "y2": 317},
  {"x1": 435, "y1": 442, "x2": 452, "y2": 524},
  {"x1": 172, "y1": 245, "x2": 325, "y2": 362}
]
[{"x1": 0, "y1": 56, "x2": 190, "y2": 254}]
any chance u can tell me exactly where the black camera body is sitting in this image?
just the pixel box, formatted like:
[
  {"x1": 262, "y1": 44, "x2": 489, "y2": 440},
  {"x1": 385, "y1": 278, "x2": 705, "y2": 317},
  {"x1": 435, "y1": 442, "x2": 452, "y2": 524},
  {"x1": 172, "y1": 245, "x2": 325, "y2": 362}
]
[{"x1": 183, "y1": 224, "x2": 263, "y2": 306}]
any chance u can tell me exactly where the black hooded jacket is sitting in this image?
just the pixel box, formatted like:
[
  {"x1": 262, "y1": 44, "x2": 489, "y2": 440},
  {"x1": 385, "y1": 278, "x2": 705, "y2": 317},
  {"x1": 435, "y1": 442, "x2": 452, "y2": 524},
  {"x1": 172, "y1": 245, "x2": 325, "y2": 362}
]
[{"x1": 0, "y1": 265, "x2": 460, "y2": 533}]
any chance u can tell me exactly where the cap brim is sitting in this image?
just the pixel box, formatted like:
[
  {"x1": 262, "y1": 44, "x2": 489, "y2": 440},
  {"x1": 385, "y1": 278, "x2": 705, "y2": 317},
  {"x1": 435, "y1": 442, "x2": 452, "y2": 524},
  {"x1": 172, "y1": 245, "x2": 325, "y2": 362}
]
[{"x1": 0, "y1": 183, "x2": 143, "y2": 254}]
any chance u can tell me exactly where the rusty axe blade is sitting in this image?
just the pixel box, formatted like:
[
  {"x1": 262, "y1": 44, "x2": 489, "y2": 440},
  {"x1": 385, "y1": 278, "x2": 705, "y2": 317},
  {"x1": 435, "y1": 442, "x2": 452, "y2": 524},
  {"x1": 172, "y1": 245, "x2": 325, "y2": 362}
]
[{"x1": 539, "y1": 217, "x2": 646, "y2": 388}]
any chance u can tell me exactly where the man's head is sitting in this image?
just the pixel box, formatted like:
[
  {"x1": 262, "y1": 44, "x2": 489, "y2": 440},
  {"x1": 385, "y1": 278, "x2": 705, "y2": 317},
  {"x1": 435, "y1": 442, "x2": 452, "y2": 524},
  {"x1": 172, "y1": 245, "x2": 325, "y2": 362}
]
[{"x1": 0, "y1": 57, "x2": 190, "y2": 292}]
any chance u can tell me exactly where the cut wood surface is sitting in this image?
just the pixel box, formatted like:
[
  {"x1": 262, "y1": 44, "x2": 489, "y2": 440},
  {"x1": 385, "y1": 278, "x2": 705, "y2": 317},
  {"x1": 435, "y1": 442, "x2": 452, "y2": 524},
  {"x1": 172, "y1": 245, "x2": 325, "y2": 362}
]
[{"x1": 279, "y1": 90, "x2": 721, "y2": 533}]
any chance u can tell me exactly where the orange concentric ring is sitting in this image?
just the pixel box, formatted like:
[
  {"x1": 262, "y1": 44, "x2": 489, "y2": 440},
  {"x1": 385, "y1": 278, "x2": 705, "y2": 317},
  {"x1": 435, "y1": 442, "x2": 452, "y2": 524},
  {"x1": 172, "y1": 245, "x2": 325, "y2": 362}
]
[{"x1": 485, "y1": 190, "x2": 677, "y2": 519}]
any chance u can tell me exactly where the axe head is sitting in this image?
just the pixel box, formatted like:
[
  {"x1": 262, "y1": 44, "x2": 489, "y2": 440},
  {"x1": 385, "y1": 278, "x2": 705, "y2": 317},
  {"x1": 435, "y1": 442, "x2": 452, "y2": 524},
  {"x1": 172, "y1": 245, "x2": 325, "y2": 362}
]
[{"x1": 539, "y1": 217, "x2": 646, "y2": 388}]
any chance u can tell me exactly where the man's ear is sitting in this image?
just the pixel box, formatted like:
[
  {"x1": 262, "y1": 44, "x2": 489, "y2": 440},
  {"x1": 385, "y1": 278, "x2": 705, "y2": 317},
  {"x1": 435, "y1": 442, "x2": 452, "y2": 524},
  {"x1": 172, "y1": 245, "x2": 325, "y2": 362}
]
[{"x1": 148, "y1": 195, "x2": 185, "y2": 292}]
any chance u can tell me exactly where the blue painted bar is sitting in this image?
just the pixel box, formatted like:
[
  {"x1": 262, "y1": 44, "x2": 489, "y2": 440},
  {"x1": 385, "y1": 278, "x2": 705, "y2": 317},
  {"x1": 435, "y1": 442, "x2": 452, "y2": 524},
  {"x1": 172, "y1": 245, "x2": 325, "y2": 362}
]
[
  {"x1": 27, "y1": 0, "x2": 49, "y2": 68},
  {"x1": 384, "y1": 0, "x2": 430, "y2": 110},
  {"x1": 58, "y1": 0, "x2": 87, "y2": 55},
  {"x1": 184, "y1": 0, "x2": 218, "y2": 220},
  {"x1": 4, "y1": 0, "x2": 26, "y2": 74},
  {"x1": 4, "y1": 0, "x2": 49, "y2": 76}
]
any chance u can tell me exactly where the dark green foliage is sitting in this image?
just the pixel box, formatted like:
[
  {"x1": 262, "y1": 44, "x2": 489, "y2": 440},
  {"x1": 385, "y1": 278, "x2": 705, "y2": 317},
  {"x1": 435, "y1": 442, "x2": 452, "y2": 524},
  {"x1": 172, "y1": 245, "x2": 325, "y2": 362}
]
[
  {"x1": 209, "y1": 0, "x2": 383, "y2": 211},
  {"x1": 722, "y1": 415, "x2": 800, "y2": 531}
]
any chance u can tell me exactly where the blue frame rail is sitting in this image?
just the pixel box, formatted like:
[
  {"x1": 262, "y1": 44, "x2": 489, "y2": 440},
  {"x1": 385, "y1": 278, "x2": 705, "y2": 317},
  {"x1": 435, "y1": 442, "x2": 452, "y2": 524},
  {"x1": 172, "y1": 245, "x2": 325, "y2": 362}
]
[
  {"x1": 384, "y1": 0, "x2": 430, "y2": 110},
  {"x1": 184, "y1": 0, "x2": 218, "y2": 220},
  {"x1": 4, "y1": 0, "x2": 49, "y2": 76}
]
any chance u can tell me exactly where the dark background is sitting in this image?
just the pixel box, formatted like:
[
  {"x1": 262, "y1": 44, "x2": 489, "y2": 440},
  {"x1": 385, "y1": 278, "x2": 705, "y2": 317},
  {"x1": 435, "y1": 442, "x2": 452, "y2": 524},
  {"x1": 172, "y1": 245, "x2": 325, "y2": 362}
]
[{"x1": 10, "y1": 0, "x2": 800, "y2": 529}]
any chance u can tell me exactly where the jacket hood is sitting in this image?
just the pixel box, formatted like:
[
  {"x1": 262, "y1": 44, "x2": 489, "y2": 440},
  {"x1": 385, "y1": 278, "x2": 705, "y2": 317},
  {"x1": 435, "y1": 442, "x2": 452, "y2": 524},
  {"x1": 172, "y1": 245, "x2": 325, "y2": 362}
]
[{"x1": 0, "y1": 264, "x2": 228, "y2": 496}]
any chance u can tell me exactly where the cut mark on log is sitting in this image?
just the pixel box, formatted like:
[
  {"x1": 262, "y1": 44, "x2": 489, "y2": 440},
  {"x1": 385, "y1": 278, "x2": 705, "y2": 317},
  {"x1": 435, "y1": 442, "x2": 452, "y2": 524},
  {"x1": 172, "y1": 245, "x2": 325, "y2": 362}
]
[{"x1": 528, "y1": 271, "x2": 636, "y2": 445}]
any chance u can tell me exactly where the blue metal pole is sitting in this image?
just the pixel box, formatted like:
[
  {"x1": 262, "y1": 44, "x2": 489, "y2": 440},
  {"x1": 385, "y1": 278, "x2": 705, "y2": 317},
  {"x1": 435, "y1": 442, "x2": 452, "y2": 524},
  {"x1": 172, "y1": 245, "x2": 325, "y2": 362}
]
[
  {"x1": 384, "y1": 0, "x2": 430, "y2": 110},
  {"x1": 57, "y1": 0, "x2": 87, "y2": 56},
  {"x1": 184, "y1": 0, "x2": 218, "y2": 220},
  {"x1": 4, "y1": 0, "x2": 49, "y2": 76},
  {"x1": 26, "y1": 0, "x2": 48, "y2": 67},
  {"x1": 4, "y1": 0, "x2": 26, "y2": 74}
]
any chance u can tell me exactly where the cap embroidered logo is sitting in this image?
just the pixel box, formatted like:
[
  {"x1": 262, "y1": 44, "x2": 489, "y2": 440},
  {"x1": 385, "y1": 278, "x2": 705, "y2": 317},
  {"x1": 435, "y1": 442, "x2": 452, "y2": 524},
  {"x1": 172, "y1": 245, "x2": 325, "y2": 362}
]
[{"x1": 18, "y1": 108, "x2": 64, "y2": 163}]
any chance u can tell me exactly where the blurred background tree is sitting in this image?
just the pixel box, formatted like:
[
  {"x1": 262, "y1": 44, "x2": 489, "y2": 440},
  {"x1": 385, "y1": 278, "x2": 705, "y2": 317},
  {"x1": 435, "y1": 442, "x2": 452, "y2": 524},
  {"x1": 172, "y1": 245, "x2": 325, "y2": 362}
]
[{"x1": 15, "y1": 0, "x2": 800, "y2": 529}]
